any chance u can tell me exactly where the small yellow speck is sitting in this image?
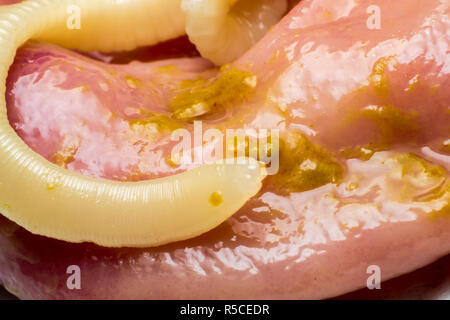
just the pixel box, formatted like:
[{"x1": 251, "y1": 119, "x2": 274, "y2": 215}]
[
  {"x1": 156, "y1": 65, "x2": 179, "y2": 73},
  {"x1": 166, "y1": 153, "x2": 181, "y2": 168},
  {"x1": 269, "y1": 49, "x2": 280, "y2": 64},
  {"x1": 74, "y1": 85, "x2": 89, "y2": 92},
  {"x1": 125, "y1": 76, "x2": 140, "y2": 89},
  {"x1": 47, "y1": 182, "x2": 58, "y2": 190},
  {"x1": 244, "y1": 75, "x2": 257, "y2": 88},
  {"x1": 209, "y1": 191, "x2": 223, "y2": 207},
  {"x1": 46, "y1": 174, "x2": 62, "y2": 191},
  {"x1": 346, "y1": 182, "x2": 359, "y2": 192}
]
